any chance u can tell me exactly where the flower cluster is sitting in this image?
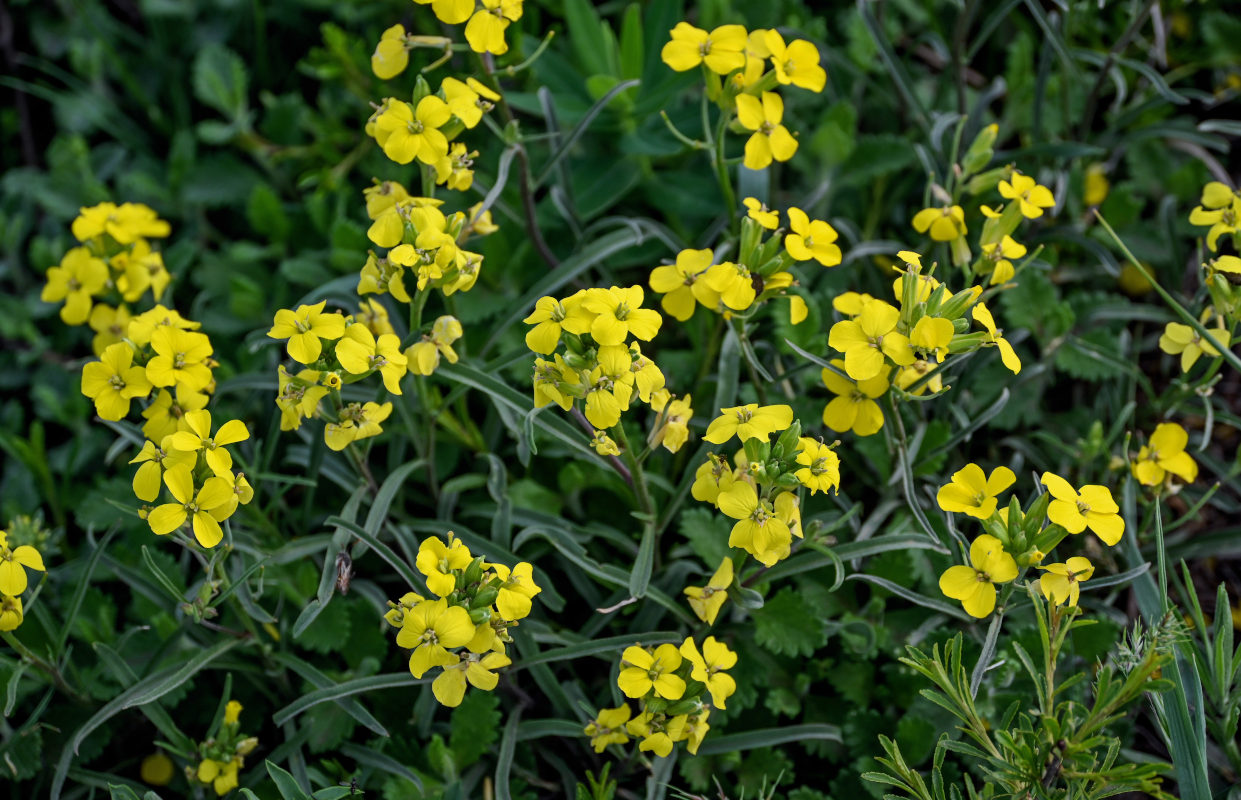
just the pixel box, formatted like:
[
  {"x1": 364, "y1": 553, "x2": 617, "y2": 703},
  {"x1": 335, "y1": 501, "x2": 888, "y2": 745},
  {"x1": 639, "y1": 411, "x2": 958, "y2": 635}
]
[
  {"x1": 192, "y1": 700, "x2": 258, "y2": 796},
  {"x1": 692, "y1": 407, "x2": 838, "y2": 571},
  {"x1": 661, "y1": 25, "x2": 827, "y2": 170},
  {"x1": 0, "y1": 527, "x2": 46, "y2": 632},
  {"x1": 385, "y1": 533, "x2": 541, "y2": 707},
  {"x1": 390, "y1": 0, "x2": 525, "y2": 57},
  {"x1": 1189, "y1": 180, "x2": 1240, "y2": 252},
  {"x1": 936, "y1": 463, "x2": 1125, "y2": 618},
  {"x1": 586, "y1": 635, "x2": 736, "y2": 757}
]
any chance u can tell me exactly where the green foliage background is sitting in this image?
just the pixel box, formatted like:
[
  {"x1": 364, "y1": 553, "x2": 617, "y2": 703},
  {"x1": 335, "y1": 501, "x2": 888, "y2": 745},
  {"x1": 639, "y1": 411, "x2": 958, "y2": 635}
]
[{"x1": 1, "y1": 0, "x2": 1240, "y2": 798}]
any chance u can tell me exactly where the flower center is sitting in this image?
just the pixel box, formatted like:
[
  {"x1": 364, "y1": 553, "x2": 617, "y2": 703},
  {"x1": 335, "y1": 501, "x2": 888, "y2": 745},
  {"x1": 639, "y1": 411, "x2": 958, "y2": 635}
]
[{"x1": 109, "y1": 375, "x2": 126, "y2": 390}]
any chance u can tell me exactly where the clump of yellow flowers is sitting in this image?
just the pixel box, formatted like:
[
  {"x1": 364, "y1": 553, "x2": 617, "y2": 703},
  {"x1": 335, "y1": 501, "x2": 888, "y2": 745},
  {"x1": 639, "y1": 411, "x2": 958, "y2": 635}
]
[
  {"x1": 192, "y1": 700, "x2": 258, "y2": 796},
  {"x1": 384, "y1": 533, "x2": 540, "y2": 708},
  {"x1": 586, "y1": 635, "x2": 736, "y2": 757}
]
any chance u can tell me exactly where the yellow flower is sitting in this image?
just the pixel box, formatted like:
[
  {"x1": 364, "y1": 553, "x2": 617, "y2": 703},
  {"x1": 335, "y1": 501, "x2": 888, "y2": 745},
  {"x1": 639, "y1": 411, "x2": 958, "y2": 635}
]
[
  {"x1": 912, "y1": 205, "x2": 966, "y2": 241},
  {"x1": 1132, "y1": 422, "x2": 1198, "y2": 486},
  {"x1": 324, "y1": 401, "x2": 393, "y2": 450},
  {"x1": 909, "y1": 316, "x2": 954, "y2": 363},
  {"x1": 1038, "y1": 557, "x2": 1094, "y2": 607},
  {"x1": 210, "y1": 471, "x2": 254, "y2": 521},
  {"x1": 743, "y1": 197, "x2": 778, "y2": 229},
  {"x1": 142, "y1": 387, "x2": 208, "y2": 443},
  {"x1": 581, "y1": 286, "x2": 662, "y2": 346},
  {"x1": 794, "y1": 438, "x2": 840, "y2": 495},
  {"x1": 680, "y1": 636, "x2": 737, "y2": 709},
  {"x1": 224, "y1": 700, "x2": 243, "y2": 725},
  {"x1": 590, "y1": 429, "x2": 620, "y2": 456},
  {"x1": 618, "y1": 643, "x2": 685, "y2": 700},
  {"x1": 736, "y1": 91, "x2": 798, "y2": 170},
  {"x1": 999, "y1": 172, "x2": 1055, "y2": 218},
  {"x1": 408, "y1": 315, "x2": 463, "y2": 376},
  {"x1": 139, "y1": 753, "x2": 174, "y2": 786},
  {"x1": 371, "y1": 23, "x2": 409, "y2": 79},
  {"x1": 585, "y1": 705, "x2": 632, "y2": 752},
  {"x1": 414, "y1": 0, "x2": 474, "y2": 24},
  {"x1": 0, "y1": 594, "x2": 22, "y2": 631},
  {"x1": 491, "y1": 561, "x2": 541, "y2": 620},
  {"x1": 0, "y1": 530, "x2": 45, "y2": 596},
  {"x1": 703, "y1": 403, "x2": 793, "y2": 444},
  {"x1": 936, "y1": 464, "x2": 1015, "y2": 519},
  {"x1": 145, "y1": 327, "x2": 214, "y2": 393},
  {"x1": 703, "y1": 261, "x2": 756, "y2": 310},
  {"x1": 384, "y1": 591, "x2": 425, "y2": 627},
  {"x1": 690, "y1": 456, "x2": 736, "y2": 506},
  {"x1": 650, "y1": 392, "x2": 693, "y2": 453},
  {"x1": 1041, "y1": 471, "x2": 1124, "y2": 546},
  {"x1": 684, "y1": 559, "x2": 733, "y2": 629},
  {"x1": 373, "y1": 97, "x2": 452, "y2": 165},
  {"x1": 87, "y1": 303, "x2": 132, "y2": 356},
  {"x1": 763, "y1": 30, "x2": 826, "y2": 92},
  {"x1": 432, "y1": 650, "x2": 513, "y2": 706},
  {"x1": 396, "y1": 598, "x2": 476, "y2": 678},
  {"x1": 1084, "y1": 164, "x2": 1109, "y2": 207},
  {"x1": 415, "y1": 535, "x2": 473, "y2": 597},
  {"x1": 981, "y1": 235, "x2": 1026, "y2": 285},
  {"x1": 130, "y1": 438, "x2": 195, "y2": 502},
  {"x1": 112, "y1": 239, "x2": 171, "y2": 303},
  {"x1": 938, "y1": 534, "x2": 1018, "y2": 618},
  {"x1": 275, "y1": 366, "x2": 328, "y2": 431},
  {"x1": 196, "y1": 757, "x2": 240, "y2": 796},
  {"x1": 170, "y1": 409, "x2": 250, "y2": 477},
  {"x1": 632, "y1": 712, "x2": 686, "y2": 757},
  {"x1": 660, "y1": 22, "x2": 747, "y2": 74},
  {"x1": 532, "y1": 357, "x2": 574, "y2": 411},
  {"x1": 1189, "y1": 196, "x2": 1240, "y2": 252},
  {"x1": 717, "y1": 481, "x2": 791, "y2": 566},
  {"x1": 821, "y1": 362, "x2": 886, "y2": 436},
  {"x1": 464, "y1": 0, "x2": 523, "y2": 55},
  {"x1": 972, "y1": 302, "x2": 1021, "y2": 374},
  {"x1": 336, "y1": 325, "x2": 408, "y2": 394},
  {"x1": 80, "y1": 342, "x2": 153, "y2": 421},
  {"x1": 828, "y1": 300, "x2": 914, "y2": 381},
  {"x1": 523, "y1": 295, "x2": 585, "y2": 353},
  {"x1": 784, "y1": 208, "x2": 841, "y2": 266},
  {"x1": 1158, "y1": 321, "x2": 1232, "y2": 372},
  {"x1": 127, "y1": 303, "x2": 200, "y2": 347},
  {"x1": 268, "y1": 301, "x2": 347, "y2": 364},
  {"x1": 442, "y1": 77, "x2": 499, "y2": 129},
  {"x1": 649, "y1": 249, "x2": 718, "y2": 322},
  {"x1": 148, "y1": 464, "x2": 234, "y2": 547},
  {"x1": 72, "y1": 202, "x2": 169, "y2": 244},
  {"x1": 41, "y1": 247, "x2": 108, "y2": 325}
]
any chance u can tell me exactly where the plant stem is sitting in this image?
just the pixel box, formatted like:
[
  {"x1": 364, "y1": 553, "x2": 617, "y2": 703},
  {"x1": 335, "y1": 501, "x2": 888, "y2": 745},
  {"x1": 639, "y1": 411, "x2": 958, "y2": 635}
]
[{"x1": 1, "y1": 631, "x2": 87, "y2": 702}]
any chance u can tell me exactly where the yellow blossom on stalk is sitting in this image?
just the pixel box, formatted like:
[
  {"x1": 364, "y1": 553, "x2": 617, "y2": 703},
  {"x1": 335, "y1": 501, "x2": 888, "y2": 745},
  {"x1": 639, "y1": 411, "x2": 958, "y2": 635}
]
[
  {"x1": 630, "y1": 711, "x2": 687, "y2": 757},
  {"x1": 408, "y1": 315, "x2": 463, "y2": 376},
  {"x1": 894, "y1": 359, "x2": 945, "y2": 397},
  {"x1": 833, "y1": 291, "x2": 875, "y2": 316},
  {"x1": 784, "y1": 208, "x2": 841, "y2": 266},
  {"x1": 650, "y1": 391, "x2": 693, "y2": 453},
  {"x1": 939, "y1": 534, "x2": 1018, "y2": 618},
  {"x1": 523, "y1": 295, "x2": 586, "y2": 353},
  {"x1": 532, "y1": 357, "x2": 574, "y2": 411},
  {"x1": 491, "y1": 561, "x2": 542, "y2": 620},
  {"x1": 88, "y1": 304, "x2": 132, "y2": 356},
  {"x1": 821, "y1": 362, "x2": 886, "y2": 436},
  {"x1": 981, "y1": 235, "x2": 1027, "y2": 285},
  {"x1": 909, "y1": 316, "x2": 954, "y2": 363},
  {"x1": 384, "y1": 592, "x2": 425, "y2": 627},
  {"x1": 1039, "y1": 557, "x2": 1094, "y2": 607},
  {"x1": 324, "y1": 401, "x2": 392, "y2": 450},
  {"x1": 464, "y1": 0, "x2": 524, "y2": 55},
  {"x1": 937, "y1": 464, "x2": 1015, "y2": 519},
  {"x1": 373, "y1": 97, "x2": 452, "y2": 166},
  {"x1": 717, "y1": 482, "x2": 791, "y2": 566},
  {"x1": 170, "y1": 409, "x2": 250, "y2": 477},
  {"x1": 1189, "y1": 193, "x2": 1240, "y2": 252},
  {"x1": 80, "y1": 342, "x2": 152, "y2": 421},
  {"x1": 275, "y1": 366, "x2": 328, "y2": 431},
  {"x1": 130, "y1": 438, "x2": 195, "y2": 502},
  {"x1": 684, "y1": 557, "x2": 732, "y2": 624},
  {"x1": 127, "y1": 304, "x2": 200, "y2": 346},
  {"x1": 1158, "y1": 320, "x2": 1232, "y2": 372},
  {"x1": 1132, "y1": 423, "x2": 1198, "y2": 486},
  {"x1": 972, "y1": 302, "x2": 1021, "y2": 374},
  {"x1": 442, "y1": 77, "x2": 499, "y2": 129},
  {"x1": 0, "y1": 594, "x2": 22, "y2": 631},
  {"x1": 211, "y1": 471, "x2": 254, "y2": 520},
  {"x1": 743, "y1": 197, "x2": 778, "y2": 229},
  {"x1": 356, "y1": 298, "x2": 395, "y2": 337},
  {"x1": 703, "y1": 403, "x2": 792, "y2": 444},
  {"x1": 140, "y1": 753, "x2": 174, "y2": 786},
  {"x1": 828, "y1": 300, "x2": 914, "y2": 381},
  {"x1": 690, "y1": 456, "x2": 736, "y2": 506},
  {"x1": 1041, "y1": 472, "x2": 1124, "y2": 546},
  {"x1": 583, "y1": 363, "x2": 634, "y2": 429},
  {"x1": 41, "y1": 247, "x2": 108, "y2": 325},
  {"x1": 627, "y1": 343, "x2": 664, "y2": 402},
  {"x1": 112, "y1": 239, "x2": 171, "y2": 303},
  {"x1": 371, "y1": 23, "x2": 409, "y2": 79},
  {"x1": 590, "y1": 429, "x2": 620, "y2": 456},
  {"x1": 586, "y1": 706, "x2": 632, "y2": 752},
  {"x1": 433, "y1": 143, "x2": 477, "y2": 192},
  {"x1": 703, "y1": 261, "x2": 756, "y2": 311},
  {"x1": 337, "y1": 325, "x2": 408, "y2": 394},
  {"x1": 72, "y1": 201, "x2": 170, "y2": 244},
  {"x1": 432, "y1": 650, "x2": 513, "y2": 706},
  {"x1": 268, "y1": 301, "x2": 347, "y2": 364},
  {"x1": 146, "y1": 327, "x2": 214, "y2": 393},
  {"x1": 618, "y1": 644, "x2": 685, "y2": 700},
  {"x1": 582, "y1": 286, "x2": 662, "y2": 346},
  {"x1": 736, "y1": 91, "x2": 798, "y2": 171},
  {"x1": 649, "y1": 249, "x2": 719, "y2": 322},
  {"x1": 660, "y1": 22, "x2": 747, "y2": 74},
  {"x1": 795, "y1": 438, "x2": 840, "y2": 495},
  {"x1": 148, "y1": 465, "x2": 233, "y2": 547},
  {"x1": 912, "y1": 205, "x2": 966, "y2": 241},
  {"x1": 416, "y1": 535, "x2": 472, "y2": 597},
  {"x1": 396, "y1": 599, "x2": 475, "y2": 677},
  {"x1": 1084, "y1": 164, "x2": 1109, "y2": 207},
  {"x1": 196, "y1": 757, "x2": 241, "y2": 796},
  {"x1": 142, "y1": 388, "x2": 208, "y2": 443},
  {"x1": 763, "y1": 30, "x2": 826, "y2": 92},
  {"x1": 680, "y1": 636, "x2": 737, "y2": 709},
  {"x1": 0, "y1": 530, "x2": 45, "y2": 596},
  {"x1": 414, "y1": 0, "x2": 473, "y2": 24},
  {"x1": 999, "y1": 172, "x2": 1056, "y2": 218}
]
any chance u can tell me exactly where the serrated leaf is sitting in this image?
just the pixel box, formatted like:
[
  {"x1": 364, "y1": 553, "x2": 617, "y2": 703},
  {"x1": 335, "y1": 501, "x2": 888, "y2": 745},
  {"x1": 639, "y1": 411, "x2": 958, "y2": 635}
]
[
  {"x1": 752, "y1": 589, "x2": 828, "y2": 657},
  {"x1": 295, "y1": 598, "x2": 352, "y2": 655},
  {"x1": 678, "y1": 507, "x2": 731, "y2": 567},
  {"x1": 193, "y1": 44, "x2": 248, "y2": 118},
  {"x1": 450, "y1": 690, "x2": 500, "y2": 769}
]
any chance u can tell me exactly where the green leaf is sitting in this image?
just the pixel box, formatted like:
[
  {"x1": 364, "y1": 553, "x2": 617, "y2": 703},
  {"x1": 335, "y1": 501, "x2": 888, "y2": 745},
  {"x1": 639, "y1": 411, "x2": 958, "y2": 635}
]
[
  {"x1": 696, "y1": 723, "x2": 842, "y2": 756},
  {"x1": 846, "y1": 574, "x2": 972, "y2": 622},
  {"x1": 272, "y1": 673, "x2": 422, "y2": 728},
  {"x1": 266, "y1": 760, "x2": 311, "y2": 800},
  {"x1": 510, "y1": 632, "x2": 679, "y2": 671},
  {"x1": 752, "y1": 589, "x2": 827, "y2": 657},
  {"x1": 495, "y1": 706, "x2": 523, "y2": 800},
  {"x1": 678, "y1": 507, "x2": 731, "y2": 568},
  {"x1": 192, "y1": 43, "x2": 249, "y2": 118},
  {"x1": 450, "y1": 690, "x2": 501, "y2": 769},
  {"x1": 294, "y1": 595, "x2": 351, "y2": 654}
]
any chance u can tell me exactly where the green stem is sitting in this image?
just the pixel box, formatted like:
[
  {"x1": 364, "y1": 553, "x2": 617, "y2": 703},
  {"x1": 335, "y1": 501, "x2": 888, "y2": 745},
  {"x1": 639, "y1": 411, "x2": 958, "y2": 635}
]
[
  {"x1": 712, "y1": 108, "x2": 738, "y2": 233},
  {"x1": 613, "y1": 425, "x2": 655, "y2": 523},
  {"x1": 1, "y1": 631, "x2": 87, "y2": 702}
]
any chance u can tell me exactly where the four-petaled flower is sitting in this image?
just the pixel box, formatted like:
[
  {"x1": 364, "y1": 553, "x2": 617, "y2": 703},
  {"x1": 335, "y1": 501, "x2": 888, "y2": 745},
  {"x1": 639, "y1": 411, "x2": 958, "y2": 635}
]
[
  {"x1": 828, "y1": 300, "x2": 914, "y2": 381},
  {"x1": 938, "y1": 534, "x2": 1018, "y2": 618},
  {"x1": 147, "y1": 464, "x2": 234, "y2": 548},
  {"x1": 999, "y1": 172, "x2": 1055, "y2": 218},
  {"x1": 684, "y1": 557, "x2": 733, "y2": 624},
  {"x1": 660, "y1": 22, "x2": 747, "y2": 74},
  {"x1": 268, "y1": 301, "x2": 347, "y2": 364},
  {"x1": 736, "y1": 92, "x2": 798, "y2": 171},
  {"x1": 396, "y1": 598, "x2": 476, "y2": 678},
  {"x1": 937, "y1": 463, "x2": 1016, "y2": 519},
  {"x1": 618, "y1": 643, "x2": 685, "y2": 700},
  {"x1": 1041, "y1": 471, "x2": 1124, "y2": 546},
  {"x1": 794, "y1": 438, "x2": 840, "y2": 495},
  {"x1": 1132, "y1": 423, "x2": 1198, "y2": 486},
  {"x1": 1038, "y1": 557, "x2": 1094, "y2": 607},
  {"x1": 680, "y1": 636, "x2": 738, "y2": 709},
  {"x1": 703, "y1": 403, "x2": 793, "y2": 444},
  {"x1": 784, "y1": 207, "x2": 842, "y2": 266}
]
